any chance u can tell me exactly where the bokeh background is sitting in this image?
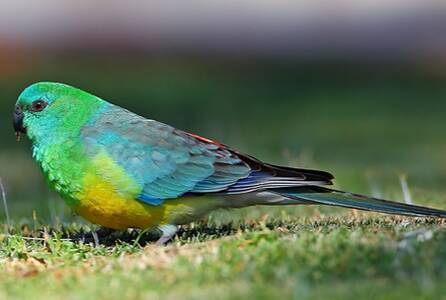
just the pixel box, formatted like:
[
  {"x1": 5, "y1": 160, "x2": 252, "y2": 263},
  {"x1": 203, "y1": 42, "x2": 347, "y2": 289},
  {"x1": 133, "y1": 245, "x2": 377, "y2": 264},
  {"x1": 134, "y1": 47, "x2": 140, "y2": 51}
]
[{"x1": 1, "y1": 1, "x2": 446, "y2": 223}]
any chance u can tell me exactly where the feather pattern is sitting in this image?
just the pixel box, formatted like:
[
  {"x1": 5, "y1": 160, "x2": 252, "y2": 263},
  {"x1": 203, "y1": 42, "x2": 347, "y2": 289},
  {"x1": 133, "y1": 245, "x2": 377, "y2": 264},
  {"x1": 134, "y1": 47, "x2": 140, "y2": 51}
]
[
  {"x1": 81, "y1": 105, "x2": 253, "y2": 204},
  {"x1": 80, "y1": 104, "x2": 334, "y2": 205}
]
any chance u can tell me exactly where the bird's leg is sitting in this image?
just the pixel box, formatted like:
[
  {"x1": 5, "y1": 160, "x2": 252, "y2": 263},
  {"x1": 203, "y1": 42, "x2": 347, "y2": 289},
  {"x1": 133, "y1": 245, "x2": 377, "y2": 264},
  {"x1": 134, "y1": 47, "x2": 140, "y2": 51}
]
[{"x1": 155, "y1": 224, "x2": 178, "y2": 246}]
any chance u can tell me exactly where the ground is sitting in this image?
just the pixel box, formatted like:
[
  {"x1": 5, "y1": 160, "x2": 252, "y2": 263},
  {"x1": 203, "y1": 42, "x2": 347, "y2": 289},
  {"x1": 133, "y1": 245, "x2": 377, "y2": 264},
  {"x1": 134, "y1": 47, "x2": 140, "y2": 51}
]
[{"x1": 1, "y1": 199, "x2": 446, "y2": 300}]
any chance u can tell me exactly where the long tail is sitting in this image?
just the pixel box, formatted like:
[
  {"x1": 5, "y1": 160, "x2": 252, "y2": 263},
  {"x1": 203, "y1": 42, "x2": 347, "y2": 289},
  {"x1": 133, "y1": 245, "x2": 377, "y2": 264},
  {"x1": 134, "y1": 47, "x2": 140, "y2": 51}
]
[{"x1": 273, "y1": 186, "x2": 446, "y2": 218}]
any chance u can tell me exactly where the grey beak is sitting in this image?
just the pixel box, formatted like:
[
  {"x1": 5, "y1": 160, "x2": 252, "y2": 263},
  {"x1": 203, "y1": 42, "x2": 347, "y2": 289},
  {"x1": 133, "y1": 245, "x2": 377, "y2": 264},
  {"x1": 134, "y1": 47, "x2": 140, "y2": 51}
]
[{"x1": 13, "y1": 105, "x2": 26, "y2": 140}]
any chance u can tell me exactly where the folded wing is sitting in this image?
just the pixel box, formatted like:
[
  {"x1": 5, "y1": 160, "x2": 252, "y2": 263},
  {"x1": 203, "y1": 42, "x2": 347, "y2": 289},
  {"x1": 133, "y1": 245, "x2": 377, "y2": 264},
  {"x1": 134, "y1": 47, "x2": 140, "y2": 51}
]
[{"x1": 81, "y1": 104, "x2": 333, "y2": 205}]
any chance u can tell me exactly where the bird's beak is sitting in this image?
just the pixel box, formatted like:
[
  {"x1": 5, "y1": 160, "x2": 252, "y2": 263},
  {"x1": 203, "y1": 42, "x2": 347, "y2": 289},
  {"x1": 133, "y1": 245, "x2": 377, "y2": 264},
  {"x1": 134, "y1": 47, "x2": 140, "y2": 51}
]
[{"x1": 13, "y1": 105, "x2": 26, "y2": 141}]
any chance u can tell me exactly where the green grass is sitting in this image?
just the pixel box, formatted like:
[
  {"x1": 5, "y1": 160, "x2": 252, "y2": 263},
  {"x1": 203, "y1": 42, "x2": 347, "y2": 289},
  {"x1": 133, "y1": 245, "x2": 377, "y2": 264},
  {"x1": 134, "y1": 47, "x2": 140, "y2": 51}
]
[{"x1": 1, "y1": 199, "x2": 446, "y2": 300}]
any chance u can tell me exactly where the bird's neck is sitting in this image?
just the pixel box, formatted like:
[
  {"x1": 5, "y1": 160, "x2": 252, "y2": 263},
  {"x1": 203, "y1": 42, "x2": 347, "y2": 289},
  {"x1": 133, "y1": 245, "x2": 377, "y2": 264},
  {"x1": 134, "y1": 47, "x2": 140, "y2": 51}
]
[{"x1": 33, "y1": 134, "x2": 87, "y2": 206}]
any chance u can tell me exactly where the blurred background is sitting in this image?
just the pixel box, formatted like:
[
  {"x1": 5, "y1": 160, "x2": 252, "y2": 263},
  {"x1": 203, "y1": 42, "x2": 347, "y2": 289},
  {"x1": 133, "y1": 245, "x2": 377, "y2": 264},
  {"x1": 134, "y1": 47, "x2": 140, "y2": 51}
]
[{"x1": 1, "y1": 0, "x2": 446, "y2": 223}]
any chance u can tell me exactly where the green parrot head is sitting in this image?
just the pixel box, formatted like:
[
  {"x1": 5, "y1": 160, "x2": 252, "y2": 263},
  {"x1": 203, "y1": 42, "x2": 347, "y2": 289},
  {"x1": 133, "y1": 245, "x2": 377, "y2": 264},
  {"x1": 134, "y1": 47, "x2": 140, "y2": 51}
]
[{"x1": 14, "y1": 82, "x2": 104, "y2": 144}]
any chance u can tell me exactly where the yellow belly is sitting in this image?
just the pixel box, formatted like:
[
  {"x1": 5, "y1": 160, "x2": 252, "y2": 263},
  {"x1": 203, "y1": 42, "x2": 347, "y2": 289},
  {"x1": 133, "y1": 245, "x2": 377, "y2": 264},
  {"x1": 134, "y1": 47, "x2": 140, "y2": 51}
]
[
  {"x1": 75, "y1": 192, "x2": 221, "y2": 230},
  {"x1": 74, "y1": 172, "x2": 221, "y2": 229}
]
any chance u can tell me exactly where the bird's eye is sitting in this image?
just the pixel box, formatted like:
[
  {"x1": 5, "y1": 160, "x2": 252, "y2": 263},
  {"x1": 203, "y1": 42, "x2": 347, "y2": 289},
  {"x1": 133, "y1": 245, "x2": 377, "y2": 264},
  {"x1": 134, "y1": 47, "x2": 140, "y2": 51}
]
[{"x1": 30, "y1": 100, "x2": 47, "y2": 112}]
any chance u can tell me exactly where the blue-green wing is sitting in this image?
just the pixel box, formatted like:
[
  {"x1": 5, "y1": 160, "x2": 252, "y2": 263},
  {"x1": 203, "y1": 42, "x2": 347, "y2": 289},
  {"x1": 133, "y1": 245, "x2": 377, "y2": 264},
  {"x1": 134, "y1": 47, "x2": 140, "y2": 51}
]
[{"x1": 81, "y1": 105, "x2": 251, "y2": 204}]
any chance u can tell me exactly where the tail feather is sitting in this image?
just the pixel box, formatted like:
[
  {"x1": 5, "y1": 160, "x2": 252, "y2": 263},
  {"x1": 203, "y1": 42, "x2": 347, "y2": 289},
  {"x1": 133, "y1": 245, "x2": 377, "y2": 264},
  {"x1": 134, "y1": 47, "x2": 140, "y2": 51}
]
[{"x1": 274, "y1": 186, "x2": 446, "y2": 218}]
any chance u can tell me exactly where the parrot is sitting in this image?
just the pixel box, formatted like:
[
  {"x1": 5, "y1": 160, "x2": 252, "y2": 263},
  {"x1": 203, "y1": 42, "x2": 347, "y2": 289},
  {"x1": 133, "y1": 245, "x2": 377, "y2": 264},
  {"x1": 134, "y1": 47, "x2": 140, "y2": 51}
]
[{"x1": 13, "y1": 82, "x2": 446, "y2": 244}]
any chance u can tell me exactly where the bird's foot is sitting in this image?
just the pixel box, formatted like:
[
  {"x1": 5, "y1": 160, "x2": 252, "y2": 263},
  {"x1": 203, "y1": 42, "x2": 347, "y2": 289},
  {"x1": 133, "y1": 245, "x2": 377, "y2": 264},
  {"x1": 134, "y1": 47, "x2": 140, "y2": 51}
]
[{"x1": 155, "y1": 224, "x2": 178, "y2": 246}]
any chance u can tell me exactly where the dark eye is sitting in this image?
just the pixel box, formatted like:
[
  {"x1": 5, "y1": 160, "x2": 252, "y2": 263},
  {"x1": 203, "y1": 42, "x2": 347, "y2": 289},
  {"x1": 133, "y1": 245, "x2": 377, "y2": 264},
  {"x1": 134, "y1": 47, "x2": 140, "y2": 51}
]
[{"x1": 30, "y1": 100, "x2": 47, "y2": 112}]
